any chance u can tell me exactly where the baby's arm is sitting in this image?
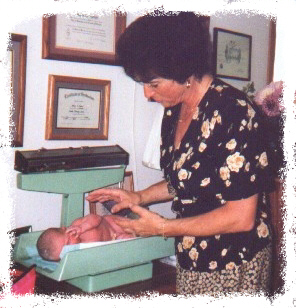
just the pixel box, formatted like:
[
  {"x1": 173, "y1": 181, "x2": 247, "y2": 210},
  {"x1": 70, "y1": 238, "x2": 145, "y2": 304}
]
[{"x1": 67, "y1": 214, "x2": 103, "y2": 236}]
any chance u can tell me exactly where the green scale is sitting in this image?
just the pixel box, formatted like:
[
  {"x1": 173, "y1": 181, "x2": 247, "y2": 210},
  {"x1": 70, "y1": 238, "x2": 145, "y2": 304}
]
[{"x1": 13, "y1": 145, "x2": 174, "y2": 293}]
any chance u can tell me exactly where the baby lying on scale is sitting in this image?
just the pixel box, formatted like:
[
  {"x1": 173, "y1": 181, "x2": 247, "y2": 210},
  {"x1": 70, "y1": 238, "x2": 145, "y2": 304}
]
[{"x1": 37, "y1": 214, "x2": 133, "y2": 261}]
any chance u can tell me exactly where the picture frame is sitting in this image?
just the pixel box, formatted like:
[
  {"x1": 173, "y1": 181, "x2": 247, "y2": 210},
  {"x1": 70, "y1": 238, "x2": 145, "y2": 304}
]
[
  {"x1": 9, "y1": 34, "x2": 27, "y2": 147},
  {"x1": 266, "y1": 19, "x2": 276, "y2": 83},
  {"x1": 213, "y1": 28, "x2": 252, "y2": 81},
  {"x1": 121, "y1": 171, "x2": 134, "y2": 192},
  {"x1": 42, "y1": 13, "x2": 126, "y2": 65},
  {"x1": 45, "y1": 75, "x2": 110, "y2": 140},
  {"x1": 89, "y1": 171, "x2": 134, "y2": 215}
]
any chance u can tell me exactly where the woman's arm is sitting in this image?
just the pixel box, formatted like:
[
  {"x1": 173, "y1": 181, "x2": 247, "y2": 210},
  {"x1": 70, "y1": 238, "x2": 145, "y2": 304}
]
[
  {"x1": 163, "y1": 194, "x2": 258, "y2": 237},
  {"x1": 86, "y1": 180, "x2": 174, "y2": 213},
  {"x1": 113, "y1": 194, "x2": 258, "y2": 237},
  {"x1": 137, "y1": 180, "x2": 174, "y2": 206}
]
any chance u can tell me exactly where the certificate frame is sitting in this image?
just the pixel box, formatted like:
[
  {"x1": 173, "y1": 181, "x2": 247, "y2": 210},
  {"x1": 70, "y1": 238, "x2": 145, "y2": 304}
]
[
  {"x1": 9, "y1": 34, "x2": 27, "y2": 147},
  {"x1": 45, "y1": 75, "x2": 110, "y2": 140},
  {"x1": 213, "y1": 28, "x2": 252, "y2": 81},
  {"x1": 42, "y1": 13, "x2": 126, "y2": 65}
]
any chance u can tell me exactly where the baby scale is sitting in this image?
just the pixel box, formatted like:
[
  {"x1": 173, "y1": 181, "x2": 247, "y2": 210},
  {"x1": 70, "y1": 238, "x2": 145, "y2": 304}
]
[{"x1": 13, "y1": 145, "x2": 174, "y2": 293}]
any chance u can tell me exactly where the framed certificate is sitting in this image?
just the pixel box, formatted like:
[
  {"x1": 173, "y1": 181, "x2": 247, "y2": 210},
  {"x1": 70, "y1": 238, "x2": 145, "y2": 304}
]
[
  {"x1": 213, "y1": 28, "x2": 252, "y2": 81},
  {"x1": 9, "y1": 34, "x2": 27, "y2": 147},
  {"x1": 45, "y1": 75, "x2": 110, "y2": 140},
  {"x1": 42, "y1": 13, "x2": 126, "y2": 65}
]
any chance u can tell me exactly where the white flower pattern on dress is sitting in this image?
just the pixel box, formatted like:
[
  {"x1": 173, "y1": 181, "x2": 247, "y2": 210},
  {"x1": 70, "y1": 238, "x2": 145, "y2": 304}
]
[
  {"x1": 258, "y1": 152, "x2": 268, "y2": 167},
  {"x1": 201, "y1": 119, "x2": 211, "y2": 139},
  {"x1": 182, "y1": 236, "x2": 195, "y2": 250},
  {"x1": 225, "y1": 262, "x2": 237, "y2": 270},
  {"x1": 178, "y1": 243, "x2": 183, "y2": 253},
  {"x1": 245, "y1": 162, "x2": 250, "y2": 172},
  {"x1": 221, "y1": 249, "x2": 228, "y2": 257},
  {"x1": 200, "y1": 240, "x2": 208, "y2": 250},
  {"x1": 178, "y1": 169, "x2": 191, "y2": 181},
  {"x1": 209, "y1": 261, "x2": 218, "y2": 270},
  {"x1": 226, "y1": 139, "x2": 237, "y2": 151},
  {"x1": 237, "y1": 99, "x2": 247, "y2": 106},
  {"x1": 226, "y1": 152, "x2": 245, "y2": 172},
  {"x1": 257, "y1": 220, "x2": 269, "y2": 238},
  {"x1": 200, "y1": 177, "x2": 210, "y2": 187},
  {"x1": 189, "y1": 248, "x2": 199, "y2": 261},
  {"x1": 198, "y1": 142, "x2": 207, "y2": 152},
  {"x1": 220, "y1": 166, "x2": 230, "y2": 181},
  {"x1": 173, "y1": 148, "x2": 194, "y2": 170},
  {"x1": 192, "y1": 161, "x2": 200, "y2": 169},
  {"x1": 181, "y1": 199, "x2": 193, "y2": 205}
]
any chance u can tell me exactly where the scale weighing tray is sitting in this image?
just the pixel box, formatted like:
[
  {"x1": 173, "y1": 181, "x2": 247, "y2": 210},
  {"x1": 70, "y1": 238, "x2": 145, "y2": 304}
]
[{"x1": 13, "y1": 231, "x2": 175, "y2": 293}]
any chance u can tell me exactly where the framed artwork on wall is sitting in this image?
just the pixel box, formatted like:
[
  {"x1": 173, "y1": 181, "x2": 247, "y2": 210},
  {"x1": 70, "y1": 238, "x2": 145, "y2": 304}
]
[
  {"x1": 9, "y1": 33, "x2": 27, "y2": 147},
  {"x1": 42, "y1": 13, "x2": 126, "y2": 65},
  {"x1": 213, "y1": 28, "x2": 252, "y2": 81},
  {"x1": 45, "y1": 75, "x2": 110, "y2": 140}
]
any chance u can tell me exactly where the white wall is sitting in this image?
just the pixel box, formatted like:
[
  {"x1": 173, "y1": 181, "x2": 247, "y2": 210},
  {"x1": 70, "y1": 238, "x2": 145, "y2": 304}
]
[{"x1": 9, "y1": 12, "x2": 271, "y2": 231}]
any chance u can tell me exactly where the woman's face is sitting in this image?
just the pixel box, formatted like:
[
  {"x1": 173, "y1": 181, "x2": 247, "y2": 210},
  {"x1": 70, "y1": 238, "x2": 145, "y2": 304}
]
[{"x1": 142, "y1": 78, "x2": 186, "y2": 108}]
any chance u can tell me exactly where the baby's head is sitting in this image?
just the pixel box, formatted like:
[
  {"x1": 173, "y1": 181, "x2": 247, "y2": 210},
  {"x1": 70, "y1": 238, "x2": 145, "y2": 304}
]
[{"x1": 37, "y1": 227, "x2": 67, "y2": 261}]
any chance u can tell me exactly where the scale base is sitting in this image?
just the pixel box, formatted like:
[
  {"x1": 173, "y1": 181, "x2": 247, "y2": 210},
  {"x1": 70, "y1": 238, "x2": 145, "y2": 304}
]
[{"x1": 66, "y1": 262, "x2": 153, "y2": 293}]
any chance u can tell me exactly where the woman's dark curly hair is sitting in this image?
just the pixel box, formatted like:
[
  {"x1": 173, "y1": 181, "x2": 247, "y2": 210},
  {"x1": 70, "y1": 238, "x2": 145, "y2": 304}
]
[{"x1": 116, "y1": 11, "x2": 213, "y2": 84}]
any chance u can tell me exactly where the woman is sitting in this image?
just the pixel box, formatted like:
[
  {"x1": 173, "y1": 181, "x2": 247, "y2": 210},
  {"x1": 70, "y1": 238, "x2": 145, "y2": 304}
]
[{"x1": 87, "y1": 11, "x2": 274, "y2": 295}]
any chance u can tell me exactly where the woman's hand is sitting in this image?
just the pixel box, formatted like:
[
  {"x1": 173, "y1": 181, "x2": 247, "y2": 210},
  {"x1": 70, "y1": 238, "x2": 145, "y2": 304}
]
[
  {"x1": 86, "y1": 188, "x2": 142, "y2": 214},
  {"x1": 111, "y1": 205, "x2": 167, "y2": 237}
]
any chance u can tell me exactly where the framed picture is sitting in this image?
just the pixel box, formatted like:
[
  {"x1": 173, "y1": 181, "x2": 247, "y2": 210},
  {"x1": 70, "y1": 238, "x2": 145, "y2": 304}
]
[
  {"x1": 266, "y1": 19, "x2": 276, "y2": 83},
  {"x1": 213, "y1": 28, "x2": 252, "y2": 81},
  {"x1": 45, "y1": 75, "x2": 110, "y2": 140},
  {"x1": 9, "y1": 34, "x2": 27, "y2": 147},
  {"x1": 121, "y1": 171, "x2": 134, "y2": 192},
  {"x1": 42, "y1": 13, "x2": 126, "y2": 65}
]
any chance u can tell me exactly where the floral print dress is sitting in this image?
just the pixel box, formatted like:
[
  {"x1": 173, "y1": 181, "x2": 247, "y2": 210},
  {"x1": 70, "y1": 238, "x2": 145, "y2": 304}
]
[{"x1": 160, "y1": 78, "x2": 274, "y2": 273}]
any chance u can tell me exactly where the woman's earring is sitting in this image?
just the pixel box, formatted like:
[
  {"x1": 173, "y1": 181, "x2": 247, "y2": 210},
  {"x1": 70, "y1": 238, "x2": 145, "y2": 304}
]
[{"x1": 186, "y1": 80, "x2": 191, "y2": 89}]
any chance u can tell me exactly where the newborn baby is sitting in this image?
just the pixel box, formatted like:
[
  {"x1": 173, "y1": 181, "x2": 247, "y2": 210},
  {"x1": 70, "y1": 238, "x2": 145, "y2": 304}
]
[{"x1": 37, "y1": 214, "x2": 133, "y2": 261}]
